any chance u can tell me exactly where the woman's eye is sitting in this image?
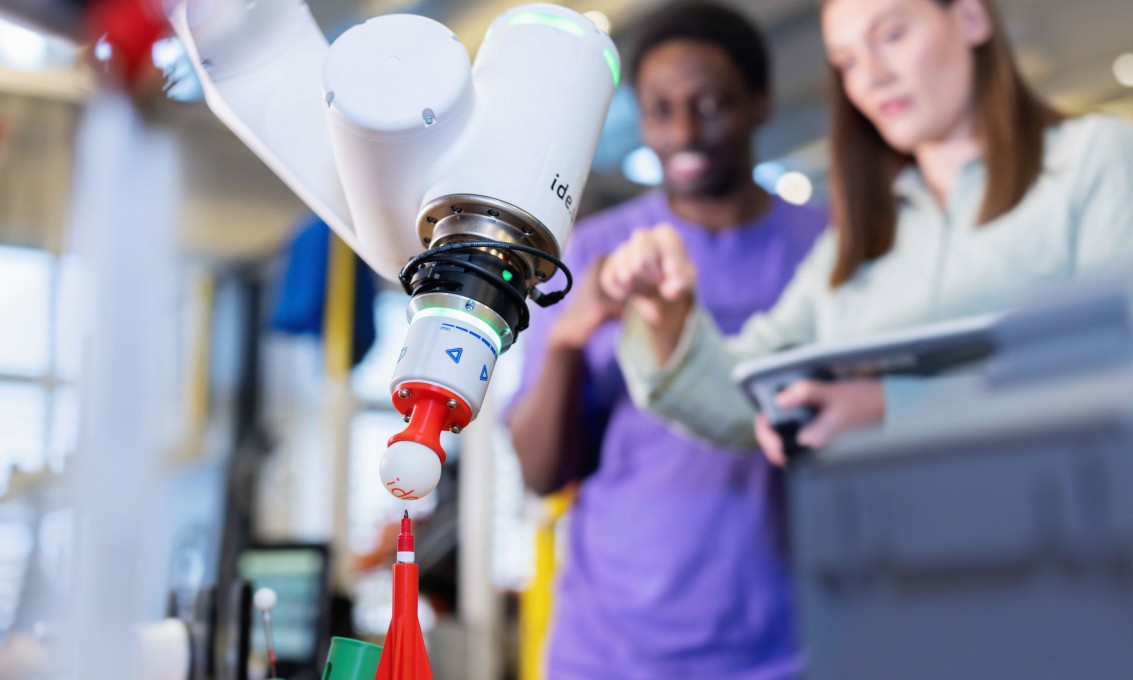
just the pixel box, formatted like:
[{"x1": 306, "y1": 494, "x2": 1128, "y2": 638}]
[{"x1": 881, "y1": 24, "x2": 906, "y2": 43}]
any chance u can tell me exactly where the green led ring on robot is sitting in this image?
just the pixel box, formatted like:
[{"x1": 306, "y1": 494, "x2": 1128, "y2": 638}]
[{"x1": 390, "y1": 308, "x2": 500, "y2": 418}]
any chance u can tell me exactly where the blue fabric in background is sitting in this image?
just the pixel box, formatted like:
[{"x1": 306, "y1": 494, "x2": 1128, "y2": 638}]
[{"x1": 272, "y1": 215, "x2": 377, "y2": 366}]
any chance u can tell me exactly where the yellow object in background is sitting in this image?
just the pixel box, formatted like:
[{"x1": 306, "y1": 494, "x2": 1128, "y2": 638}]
[
  {"x1": 324, "y1": 232, "x2": 356, "y2": 379},
  {"x1": 520, "y1": 486, "x2": 576, "y2": 680},
  {"x1": 324, "y1": 231, "x2": 358, "y2": 592}
]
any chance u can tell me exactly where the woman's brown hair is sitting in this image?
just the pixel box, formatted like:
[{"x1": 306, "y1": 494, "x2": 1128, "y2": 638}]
[{"x1": 826, "y1": 0, "x2": 1063, "y2": 287}]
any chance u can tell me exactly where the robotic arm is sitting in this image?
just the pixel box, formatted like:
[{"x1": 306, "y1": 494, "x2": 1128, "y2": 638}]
[{"x1": 169, "y1": 1, "x2": 619, "y2": 499}]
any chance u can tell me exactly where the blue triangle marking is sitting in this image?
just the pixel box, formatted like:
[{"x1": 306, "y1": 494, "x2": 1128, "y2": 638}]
[
  {"x1": 445, "y1": 347, "x2": 463, "y2": 364},
  {"x1": 480, "y1": 365, "x2": 489, "y2": 381}
]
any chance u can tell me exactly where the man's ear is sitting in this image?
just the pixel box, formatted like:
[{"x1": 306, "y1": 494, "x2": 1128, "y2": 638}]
[
  {"x1": 951, "y1": 0, "x2": 993, "y2": 48},
  {"x1": 750, "y1": 90, "x2": 773, "y2": 127}
]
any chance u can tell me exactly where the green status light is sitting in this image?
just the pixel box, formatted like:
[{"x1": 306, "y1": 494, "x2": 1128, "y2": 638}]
[
  {"x1": 414, "y1": 307, "x2": 503, "y2": 351},
  {"x1": 502, "y1": 269, "x2": 514, "y2": 282},
  {"x1": 506, "y1": 11, "x2": 619, "y2": 88},
  {"x1": 603, "y1": 48, "x2": 620, "y2": 88},
  {"x1": 508, "y1": 11, "x2": 585, "y2": 37}
]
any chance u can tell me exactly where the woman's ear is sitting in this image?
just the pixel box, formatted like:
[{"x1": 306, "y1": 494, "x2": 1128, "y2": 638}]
[{"x1": 950, "y1": 0, "x2": 993, "y2": 47}]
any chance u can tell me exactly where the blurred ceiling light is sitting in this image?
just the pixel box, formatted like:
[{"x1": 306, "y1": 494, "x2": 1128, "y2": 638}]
[
  {"x1": 0, "y1": 17, "x2": 49, "y2": 71},
  {"x1": 753, "y1": 161, "x2": 786, "y2": 192},
  {"x1": 152, "y1": 35, "x2": 203, "y2": 101},
  {"x1": 1114, "y1": 53, "x2": 1133, "y2": 88},
  {"x1": 151, "y1": 36, "x2": 185, "y2": 72},
  {"x1": 94, "y1": 36, "x2": 113, "y2": 62},
  {"x1": 583, "y1": 10, "x2": 611, "y2": 34},
  {"x1": 622, "y1": 146, "x2": 663, "y2": 186},
  {"x1": 775, "y1": 171, "x2": 813, "y2": 205}
]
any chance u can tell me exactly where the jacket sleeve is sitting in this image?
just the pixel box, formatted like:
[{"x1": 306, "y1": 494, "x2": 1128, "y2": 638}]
[{"x1": 617, "y1": 231, "x2": 836, "y2": 449}]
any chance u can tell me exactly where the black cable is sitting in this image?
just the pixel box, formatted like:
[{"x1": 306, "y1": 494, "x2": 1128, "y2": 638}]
[
  {"x1": 426, "y1": 254, "x2": 533, "y2": 331},
  {"x1": 398, "y1": 240, "x2": 573, "y2": 308}
]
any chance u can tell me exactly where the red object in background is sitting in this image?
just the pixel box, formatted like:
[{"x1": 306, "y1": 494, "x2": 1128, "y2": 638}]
[
  {"x1": 375, "y1": 516, "x2": 433, "y2": 680},
  {"x1": 86, "y1": 0, "x2": 168, "y2": 85}
]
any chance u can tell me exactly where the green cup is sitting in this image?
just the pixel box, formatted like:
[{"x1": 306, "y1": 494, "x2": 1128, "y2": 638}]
[{"x1": 322, "y1": 637, "x2": 382, "y2": 680}]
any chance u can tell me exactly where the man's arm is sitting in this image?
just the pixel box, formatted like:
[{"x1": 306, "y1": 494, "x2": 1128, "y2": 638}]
[
  {"x1": 508, "y1": 339, "x2": 591, "y2": 495},
  {"x1": 507, "y1": 260, "x2": 621, "y2": 495}
]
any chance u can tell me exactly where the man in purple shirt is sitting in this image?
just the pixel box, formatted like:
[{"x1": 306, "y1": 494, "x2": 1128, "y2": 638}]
[{"x1": 507, "y1": 3, "x2": 826, "y2": 678}]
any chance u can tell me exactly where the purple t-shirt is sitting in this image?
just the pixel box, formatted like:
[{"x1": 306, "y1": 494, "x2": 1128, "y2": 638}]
[{"x1": 512, "y1": 191, "x2": 826, "y2": 679}]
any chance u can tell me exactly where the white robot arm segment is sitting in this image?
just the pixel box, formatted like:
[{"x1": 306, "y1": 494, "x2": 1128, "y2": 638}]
[
  {"x1": 172, "y1": 1, "x2": 619, "y2": 499},
  {"x1": 168, "y1": 0, "x2": 362, "y2": 256}
]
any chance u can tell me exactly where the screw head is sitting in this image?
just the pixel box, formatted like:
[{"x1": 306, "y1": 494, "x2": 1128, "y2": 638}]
[
  {"x1": 450, "y1": 425, "x2": 463, "y2": 434},
  {"x1": 536, "y1": 272, "x2": 548, "y2": 281},
  {"x1": 427, "y1": 216, "x2": 438, "y2": 224},
  {"x1": 397, "y1": 388, "x2": 410, "y2": 399},
  {"x1": 464, "y1": 300, "x2": 475, "y2": 311},
  {"x1": 523, "y1": 227, "x2": 534, "y2": 235},
  {"x1": 447, "y1": 399, "x2": 459, "y2": 410},
  {"x1": 403, "y1": 413, "x2": 411, "y2": 423},
  {"x1": 488, "y1": 209, "x2": 500, "y2": 217},
  {"x1": 451, "y1": 205, "x2": 463, "y2": 214}
]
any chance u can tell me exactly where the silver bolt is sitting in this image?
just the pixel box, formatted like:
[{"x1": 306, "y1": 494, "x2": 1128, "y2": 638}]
[
  {"x1": 427, "y1": 216, "x2": 438, "y2": 224},
  {"x1": 488, "y1": 209, "x2": 500, "y2": 217},
  {"x1": 450, "y1": 425, "x2": 463, "y2": 434},
  {"x1": 523, "y1": 227, "x2": 534, "y2": 235},
  {"x1": 447, "y1": 399, "x2": 459, "y2": 410},
  {"x1": 451, "y1": 205, "x2": 463, "y2": 214},
  {"x1": 403, "y1": 413, "x2": 411, "y2": 423},
  {"x1": 464, "y1": 300, "x2": 475, "y2": 311},
  {"x1": 397, "y1": 388, "x2": 410, "y2": 399}
]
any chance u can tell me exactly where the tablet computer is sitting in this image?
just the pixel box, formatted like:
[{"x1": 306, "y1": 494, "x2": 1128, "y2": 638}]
[{"x1": 731, "y1": 313, "x2": 1000, "y2": 456}]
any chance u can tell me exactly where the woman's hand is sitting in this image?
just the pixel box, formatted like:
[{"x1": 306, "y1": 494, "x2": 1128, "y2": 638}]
[
  {"x1": 755, "y1": 379, "x2": 886, "y2": 467},
  {"x1": 599, "y1": 224, "x2": 697, "y2": 364}
]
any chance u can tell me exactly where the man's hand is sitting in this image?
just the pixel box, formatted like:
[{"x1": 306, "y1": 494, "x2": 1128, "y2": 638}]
[
  {"x1": 755, "y1": 379, "x2": 886, "y2": 467},
  {"x1": 547, "y1": 257, "x2": 624, "y2": 351},
  {"x1": 599, "y1": 224, "x2": 698, "y2": 363}
]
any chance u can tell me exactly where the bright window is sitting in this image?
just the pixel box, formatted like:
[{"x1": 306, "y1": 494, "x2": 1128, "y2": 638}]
[{"x1": 0, "y1": 246, "x2": 80, "y2": 492}]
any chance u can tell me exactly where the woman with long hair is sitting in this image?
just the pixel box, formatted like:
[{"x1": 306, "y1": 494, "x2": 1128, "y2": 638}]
[{"x1": 599, "y1": 0, "x2": 1133, "y2": 464}]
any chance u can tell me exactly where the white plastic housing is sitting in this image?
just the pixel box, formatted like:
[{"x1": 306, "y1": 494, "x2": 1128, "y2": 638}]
[
  {"x1": 170, "y1": 2, "x2": 618, "y2": 280},
  {"x1": 167, "y1": 0, "x2": 359, "y2": 252},
  {"x1": 321, "y1": 13, "x2": 474, "y2": 278},
  {"x1": 322, "y1": 4, "x2": 619, "y2": 275},
  {"x1": 392, "y1": 310, "x2": 501, "y2": 417}
]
